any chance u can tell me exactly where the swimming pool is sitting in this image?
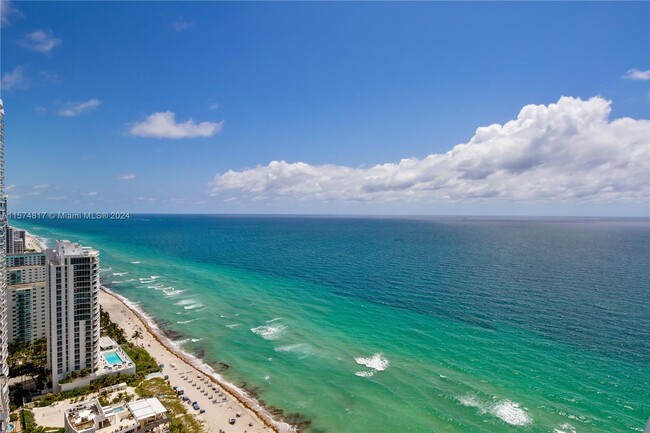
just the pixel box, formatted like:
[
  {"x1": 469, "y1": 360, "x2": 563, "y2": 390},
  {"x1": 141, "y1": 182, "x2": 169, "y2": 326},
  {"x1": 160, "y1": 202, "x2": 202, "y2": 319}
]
[{"x1": 103, "y1": 351, "x2": 124, "y2": 366}]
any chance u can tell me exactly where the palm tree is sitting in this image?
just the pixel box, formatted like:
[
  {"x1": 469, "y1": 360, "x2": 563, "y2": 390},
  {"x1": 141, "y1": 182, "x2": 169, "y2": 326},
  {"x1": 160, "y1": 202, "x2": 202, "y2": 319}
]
[{"x1": 131, "y1": 330, "x2": 143, "y2": 345}]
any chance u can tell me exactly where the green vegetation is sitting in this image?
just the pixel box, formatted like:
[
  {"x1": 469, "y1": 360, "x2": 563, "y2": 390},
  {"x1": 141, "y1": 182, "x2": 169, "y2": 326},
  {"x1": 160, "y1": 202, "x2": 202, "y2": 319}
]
[
  {"x1": 101, "y1": 307, "x2": 159, "y2": 375},
  {"x1": 98, "y1": 390, "x2": 134, "y2": 406},
  {"x1": 33, "y1": 373, "x2": 131, "y2": 407},
  {"x1": 20, "y1": 408, "x2": 65, "y2": 433},
  {"x1": 136, "y1": 378, "x2": 205, "y2": 433},
  {"x1": 8, "y1": 338, "x2": 50, "y2": 389},
  {"x1": 122, "y1": 343, "x2": 159, "y2": 376},
  {"x1": 132, "y1": 330, "x2": 143, "y2": 344},
  {"x1": 58, "y1": 368, "x2": 90, "y2": 384},
  {"x1": 100, "y1": 307, "x2": 127, "y2": 344}
]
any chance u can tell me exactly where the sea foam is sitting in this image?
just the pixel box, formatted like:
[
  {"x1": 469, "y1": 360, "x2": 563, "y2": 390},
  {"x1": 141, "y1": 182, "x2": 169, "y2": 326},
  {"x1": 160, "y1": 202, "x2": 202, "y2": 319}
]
[
  {"x1": 174, "y1": 299, "x2": 196, "y2": 306},
  {"x1": 274, "y1": 343, "x2": 311, "y2": 358},
  {"x1": 251, "y1": 324, "x2": 286, "y2": 340},
  {"x1": 355, "y1": 353, "x2": 389, "y2": 372},
  {"x1": 553, "y1": 423, "x2": 576, "y2": 433},
  {"x1": 458, "y1": 394, "x2": 532, "y2": 426}
]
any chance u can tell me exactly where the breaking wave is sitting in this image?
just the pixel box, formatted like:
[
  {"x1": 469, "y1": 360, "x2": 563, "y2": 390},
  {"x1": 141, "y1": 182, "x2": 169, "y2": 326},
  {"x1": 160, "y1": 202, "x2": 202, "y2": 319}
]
[
  {"x1": 458, "y1": 394, "x2": 532, "y2": 426},
  {"x1": 251, "y1": 324, "x2": 286, "y2": 340}
]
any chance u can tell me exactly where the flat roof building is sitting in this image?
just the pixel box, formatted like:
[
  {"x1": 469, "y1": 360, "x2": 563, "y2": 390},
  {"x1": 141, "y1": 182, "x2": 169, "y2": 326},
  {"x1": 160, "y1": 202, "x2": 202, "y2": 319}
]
[{"x1": 64, "y1": 397, "x2": 169, "y2": 433}]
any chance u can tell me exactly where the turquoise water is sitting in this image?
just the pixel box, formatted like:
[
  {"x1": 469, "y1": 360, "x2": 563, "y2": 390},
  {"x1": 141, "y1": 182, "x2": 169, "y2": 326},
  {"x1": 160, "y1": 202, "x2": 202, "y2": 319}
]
[
  {"x1": 13, "y1": 216, "x2": 650, "y2": 432},
  {"x1": 103, "y1": 351, "x2": 124, "y2": 366}
]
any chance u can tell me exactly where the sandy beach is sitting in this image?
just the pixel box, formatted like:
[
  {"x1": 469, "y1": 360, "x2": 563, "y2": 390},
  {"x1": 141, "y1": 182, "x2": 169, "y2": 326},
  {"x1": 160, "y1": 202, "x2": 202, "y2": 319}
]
[
  {"x1": 24, "y1": 233, "x2": 43, "y2": 252},
  {"x1": 100, "y1": 287, "x2": 294, "y2": 433}
]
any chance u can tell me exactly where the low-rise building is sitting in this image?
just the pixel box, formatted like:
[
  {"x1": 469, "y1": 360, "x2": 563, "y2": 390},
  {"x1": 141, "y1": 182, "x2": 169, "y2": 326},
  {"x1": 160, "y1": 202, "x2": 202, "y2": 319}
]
[{"x1": 64, "y1": 397, "x2": 169, "y2": 433}]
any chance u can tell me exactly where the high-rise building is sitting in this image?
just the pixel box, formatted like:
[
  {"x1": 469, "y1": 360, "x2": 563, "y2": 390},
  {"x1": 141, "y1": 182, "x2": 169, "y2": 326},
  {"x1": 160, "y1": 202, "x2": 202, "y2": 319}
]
[
  {"x1": 0, "y1": 99, "x2": 10, "y2": 432},
  {"x1": 6, "y1": 227, "x2": 25, "y2": 255},
  {"x1": 46, "y1": 240, "x2": 101, "y2": 390},
  {"x1": 7, "y1": 252, "x2": 48, "y2": 343}
]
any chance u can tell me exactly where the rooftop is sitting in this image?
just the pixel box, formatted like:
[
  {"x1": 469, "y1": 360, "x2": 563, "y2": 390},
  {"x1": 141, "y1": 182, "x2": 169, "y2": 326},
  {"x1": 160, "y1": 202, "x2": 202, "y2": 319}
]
[
  {"x1": 127, "y1": 398, "x2": 167, "y2": 421},
  {"x1": 65, "y1": 397, "x2": 169, "y2": 433},
  {"x1": 55, "y1": 240, "x2": 99, "y2": 258}
]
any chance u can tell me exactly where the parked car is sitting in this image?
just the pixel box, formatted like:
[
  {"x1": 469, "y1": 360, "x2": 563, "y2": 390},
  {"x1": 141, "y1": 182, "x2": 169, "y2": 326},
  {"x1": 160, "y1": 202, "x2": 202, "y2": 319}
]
[{"x1": 192, "y1": 402, "x2": 200, "y2": 411}]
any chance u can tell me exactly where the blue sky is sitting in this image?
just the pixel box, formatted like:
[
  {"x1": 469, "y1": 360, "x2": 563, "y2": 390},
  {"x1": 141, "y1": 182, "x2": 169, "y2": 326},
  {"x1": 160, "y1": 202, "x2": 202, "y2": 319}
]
[{"x1": 1, "y1": 1, "x2": 649, "y2": 216}]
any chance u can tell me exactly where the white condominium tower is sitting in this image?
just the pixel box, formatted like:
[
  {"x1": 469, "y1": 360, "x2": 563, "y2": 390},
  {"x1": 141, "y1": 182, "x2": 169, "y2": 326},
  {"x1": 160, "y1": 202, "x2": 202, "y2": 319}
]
[
  {"x1": 46, "y1": 240, "x2": 101, "y2": 389},
  {"x1": 0, "y1": 99, "x2": 9, "y2": 432}
]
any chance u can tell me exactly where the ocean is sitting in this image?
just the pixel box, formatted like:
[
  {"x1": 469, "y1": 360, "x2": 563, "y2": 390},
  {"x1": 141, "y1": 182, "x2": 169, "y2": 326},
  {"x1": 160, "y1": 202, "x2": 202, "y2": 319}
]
[{"x1": 13, "y1": 215, "x2": 650, "y2": 433}]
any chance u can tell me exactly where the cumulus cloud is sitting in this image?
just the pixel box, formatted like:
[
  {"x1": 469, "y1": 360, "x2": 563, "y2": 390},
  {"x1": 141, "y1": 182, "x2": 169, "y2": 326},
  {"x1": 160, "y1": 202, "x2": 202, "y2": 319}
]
[
  {"x1": 1, "y1": 66, "x2": 28, "y2": 90},
  {"x1": 58, "y1": 99, "x2": 101, "y2": 117},
  {"x1": 128, "y1": 111, "x2": 223, "y2": 139},
  {"x1": 622, "y1": 69, "x2": 650, "y2": 81},
  {"x1": 209, "y1": 96, "x2": 650, "y2": 204},
  {"x1": 116, "y1": 173, "x2": 135, "y2": 181},
  {"x1": 17, "y1": 29, "x2": 61, "y2": 53}
]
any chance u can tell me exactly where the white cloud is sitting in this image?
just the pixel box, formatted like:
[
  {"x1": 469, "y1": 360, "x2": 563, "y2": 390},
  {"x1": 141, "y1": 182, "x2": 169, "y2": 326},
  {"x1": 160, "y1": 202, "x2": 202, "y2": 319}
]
[
  {"x1": 40, "y1": 70, "x2": 61, "y2": 83},
  {"x1": 172, "y1": 20, "x2": 193, "y2": 31},
  {"x1": 128, "y1": 111, "x2": 223, "y2": 139},
  {"x1": 58, "y1": 99, "x2": 101, "y2": 117},
  {"x1": 622, "y1": 69, "x2": 650, "y2": 81},
  {"x1": 0, "y1": 0, "x2": 22, "y2": 27},
  {"x1": 17, "y1": 29, "x2": 61, "y2": 53},
  {"x1": 208, "y1": 102, "x2": 220, "y2": 110},
  {"x1": 209, "y1": 96, "x2": 650, "y2": 205},
  {"x1": 1, "y1": 66, "x2": 28, "y2": 90},
  {"x1": 84, "y1": 191, "x2": 98, "y2": 197},
  {"x1": 116, "y1": 173, "x2": 135, "y2": 181},
  {"x1": 27, "y1": 184, "x2": 50, "y2": 196}
]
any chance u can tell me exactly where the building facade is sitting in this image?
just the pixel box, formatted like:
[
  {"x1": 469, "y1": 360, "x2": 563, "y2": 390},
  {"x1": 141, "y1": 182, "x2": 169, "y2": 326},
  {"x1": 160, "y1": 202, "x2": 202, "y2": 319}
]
[
  {"x1": 5, "y1": 227, "x2": 25, "y2": 256},
  {"x1": 0, "y1": 99, "x2": 10, "y2": 432},
  {"x1": 46, "y1": 241, "x2": 101, "y2": 390},
  {"x1": 7, "y1": 252, "x2": 48, "y2": 343}
]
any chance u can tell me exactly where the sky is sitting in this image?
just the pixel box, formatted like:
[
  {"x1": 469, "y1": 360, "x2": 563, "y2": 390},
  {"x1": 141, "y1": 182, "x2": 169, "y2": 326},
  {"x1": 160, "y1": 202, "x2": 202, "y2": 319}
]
[{"x1": 1, "y1": 1, "x2": 649, "y2": 216}]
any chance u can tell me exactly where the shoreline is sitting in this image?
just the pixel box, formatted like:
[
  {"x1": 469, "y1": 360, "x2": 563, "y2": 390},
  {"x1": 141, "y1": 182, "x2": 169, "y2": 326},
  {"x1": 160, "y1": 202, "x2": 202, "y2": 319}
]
[
  {"x1": 24, "y1": 231, "x2": 46, "y2": 253},
  {"x1": 100, "y1": 286, "x2": 296, "y2": 433}
]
